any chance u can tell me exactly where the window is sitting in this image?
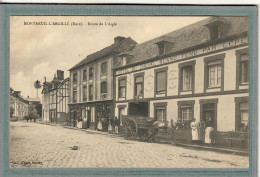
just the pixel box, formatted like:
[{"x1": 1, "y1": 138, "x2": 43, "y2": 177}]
[
  {"x1": 178, "y1": 100, "x2": 195, "y2": 129},
  {"x1": 119, "y1": 78, "x2": 126, "y2": 98},
  {"x1": 82, "y1": 85, "x2": 87, "y2": 101},
  {"x1": 208, "y1": 62, "x2": 221, "y2": 87},
  {"x1": 235, "y1": 97, "x2": 249, "y2": 131},
  {"x1": 158, "y1": 43, "x2": 165, "y2": 55},
  {"x1": 179, "y1": 61, "x2": 195, "y2": 94},
  {"x1": 101, "y1": 62, "x2": 107, "y2": 75},
  {"x1": 155, "y1": 107, "x2": 166, "y2": 122},
  {"x1": 155, "y1": 71, "x2": 167, "y2": 95},
  {"x1": 134, "y1": 74, "x2": 144, "y2": 97},
  {"x1": 101, "y1": 82, "x2": 107, "y2": 94},
  {"x1": 240, "y1": 102, "x2": 249, "y2": 124},
  {"x1": 236, "y1": 48, "x2": 249, "y2": 87},
  {"x1": 180, "y1": 106, "x2": 192, "y2": 122},
  {"x1": 182, "y1": 66, "x2": 192, "y2": 91},
  {"x1": 89, "y1": 67, "x2": 94, "y2": 80},
  {"x1": 89, "y1": 85, "x2": 93, "y2": 101},
  {"x1": 73, "y1": 73, "x2": 77, "y2": 84},
  {"x1": 73, "y1": 88, "x2": 77, "y2": 103},
  {"x1": 204, "y1": 54, "x2": 225, "y2": 91},
  {"x1": 154, "y1": 102, "x2": 167, "y2": 123},
  {"x1": 240, "y1": 55, "x2": 249, "y2": 84},
  {"x1": 83, "y1": 69, "x2": 87, "y2": 81},
  {"x1": 209, "y1": 25, "x2": 220, "y2": 40}
]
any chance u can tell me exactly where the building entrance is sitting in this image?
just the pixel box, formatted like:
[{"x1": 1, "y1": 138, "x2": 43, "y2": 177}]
[
  {"x1": 202, "y1": 103, "x2": 216, "y2": 128},
  {"x1": 129, "y1": 102, "x2": 149, "y2": 117}
]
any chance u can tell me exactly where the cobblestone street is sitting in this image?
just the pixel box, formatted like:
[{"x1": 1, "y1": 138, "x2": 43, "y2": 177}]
[{"x1": 10, "y1": 121, "x2": 249, "y2": 168}]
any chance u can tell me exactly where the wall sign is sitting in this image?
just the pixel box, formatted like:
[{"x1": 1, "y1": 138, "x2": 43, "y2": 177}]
[{"x1": 116, "y1": 35, "x2": 248, "y2": 76}]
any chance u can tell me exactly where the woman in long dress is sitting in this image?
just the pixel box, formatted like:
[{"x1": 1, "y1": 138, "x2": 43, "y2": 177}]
[
  {"x1": 97, "y1": 118, "x2": 102, "y2": 131},
  {"x1": 190, "y1": 118, "x2": 199, "y2": 144}
]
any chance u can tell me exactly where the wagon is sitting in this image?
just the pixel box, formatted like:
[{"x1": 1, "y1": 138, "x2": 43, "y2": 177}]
[{"x1": 122, "y1": 115, "x2": 159, "y2": 141}]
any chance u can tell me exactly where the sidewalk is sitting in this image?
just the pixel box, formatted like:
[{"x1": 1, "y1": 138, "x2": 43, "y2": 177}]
[{"x1": 36, "y1": 120, "x2": 249, "y2": 156}]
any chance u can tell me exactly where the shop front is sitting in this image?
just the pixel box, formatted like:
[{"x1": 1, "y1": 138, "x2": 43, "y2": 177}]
[{"x1": 68, "y1": 100, "x2": 113, "y2": 131}]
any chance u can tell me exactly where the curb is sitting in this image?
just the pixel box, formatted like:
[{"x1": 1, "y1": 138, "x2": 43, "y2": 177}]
[{"x1": 36, "y1": 121, "x2": 248, "y2": 156}]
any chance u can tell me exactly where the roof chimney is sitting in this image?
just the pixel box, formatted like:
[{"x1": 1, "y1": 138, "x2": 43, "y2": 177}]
[
  {"x1": 114, "y1": 36, "x2": 126, "y2": 43},
  {"x1": 57, "y1": 70, "x2": 64, "y2": 80}
]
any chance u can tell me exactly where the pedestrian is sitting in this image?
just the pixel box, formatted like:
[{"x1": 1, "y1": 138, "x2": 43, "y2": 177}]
[
  {"x1": 204, "y1": 122, "x2": 215, "y2": 146},
  {"x1": 170, "y1": 119, "x2": 177, "y2": 144},
  {"x1": 190, "y1": 118, "x2": 199, "y2": 145},
  {"x1": 97, "y1": 118, "x2": 102, "y2": 131},
  {"x1": 77, "y1": 117, "x2": 83, "y2": 129},
  {"x1": 108, "y1": 117, "x2": 112, "y2": 134},
  {"x1": 114, "y1": 116, "x2": 119, "y2": 134}
]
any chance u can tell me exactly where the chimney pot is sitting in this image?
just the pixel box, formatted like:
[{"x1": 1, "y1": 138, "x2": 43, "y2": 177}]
[{"x1": 114, "y1": 36, "x2": 126, "y2": 43}]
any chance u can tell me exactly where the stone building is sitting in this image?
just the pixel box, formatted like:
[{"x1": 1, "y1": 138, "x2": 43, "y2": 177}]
[
  {"x1": 68, "y1": 37, "x2": 137, "y2": 129},
  {"x1": 113, "y1": 16, "x2": 249, "y2": 145},
  {"x1": 10, "y1": 90, "x2": 29, "y2": 119}
]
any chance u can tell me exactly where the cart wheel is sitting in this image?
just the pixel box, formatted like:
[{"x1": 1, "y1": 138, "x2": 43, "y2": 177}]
[{"x1": 123, "y1": 118, "x2": 137, "y2": 140}]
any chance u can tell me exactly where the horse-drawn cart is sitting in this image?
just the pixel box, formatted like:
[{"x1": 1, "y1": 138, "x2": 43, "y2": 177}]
[{"x1": 122, "y1": 115, "x2": 159, "y2": 141}]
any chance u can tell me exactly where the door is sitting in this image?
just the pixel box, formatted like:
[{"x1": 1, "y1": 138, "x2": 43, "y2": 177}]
[
  {"x1": 87, "y1": 110, "x2": 91, "y2": 128},
  {"x1": 202, "y1": 103, "x2": 216, "y2": 128},
  {"x1": 118, "y1": 107, "x2": 126, "y2": 126},
  {"x1": 73, "y1": 111, "x2": 77, "y2": 127}
]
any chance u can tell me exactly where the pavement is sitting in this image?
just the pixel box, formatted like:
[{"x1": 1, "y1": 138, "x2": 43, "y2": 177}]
[
  {"x1": 37, "y1": 120, "x2": 249, "y2": 156},
  {"x1": 10, "y1": 120, "x2": 249, "y2": 168}
]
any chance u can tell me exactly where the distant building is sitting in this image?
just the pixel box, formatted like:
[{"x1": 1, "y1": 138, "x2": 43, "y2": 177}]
[
  {"x1": 68, "y1": 37, "x2": 137, "y2": 129},
  {"x1": 41, "y1": 70, "x2": 70, "y2": 124},
  {"x1": 24, "y1": 96, "x2": 41, "y2": 106},
  {"x1": 10, "y1": 89, "x2": 29, "y2": 119},
  {"x1": 113, "y1": 17, "x2": 249, "y2": 146}
]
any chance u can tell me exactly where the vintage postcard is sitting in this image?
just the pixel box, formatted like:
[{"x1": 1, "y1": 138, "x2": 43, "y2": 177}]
[{"x1": 0, "y1": 4, "x2": 257, "y2": 177}]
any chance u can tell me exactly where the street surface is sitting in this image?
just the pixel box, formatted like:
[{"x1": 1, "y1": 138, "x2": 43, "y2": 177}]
[{"x1": 10, "y1": 121, "x2": 249, "y2": 168}]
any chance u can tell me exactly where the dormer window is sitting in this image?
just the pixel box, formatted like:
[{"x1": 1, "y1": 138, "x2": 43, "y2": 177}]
[
  {"x1": 155, "y1": 37, "x2": 174, "y2": 56},
  {"x1": 115, "y1": 53, "x2": 132, "y2": 67},
  {"x1": 204, "y1": 17, "x2": 230, "y2": 41},
  {"x1": 158, "y1": 43, "x2": 166, "y2": 55}
]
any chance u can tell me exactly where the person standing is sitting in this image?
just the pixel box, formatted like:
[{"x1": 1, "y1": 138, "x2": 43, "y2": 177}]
[
  {"x1": 108, "y1": 117, "x2": 112, "y2": 134},
  {"x1": 170, "y1": 119, "x2": 177, "y2": 144},
  {"x1": 114, "y1": 116, "x2": 119, "y2": 134},
  {"x1": 97, "y1": 118, "x2": 102, "y2": 131},
  {"x1": 190, "y1": 118, "x2": 199, "y2": 144},
  {"x1": 204, "y1": 122, "x2": 215, "y2": 146}
]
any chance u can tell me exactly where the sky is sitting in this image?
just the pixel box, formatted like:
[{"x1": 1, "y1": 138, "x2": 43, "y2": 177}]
[{"x1": 10, "y1": 16, "x2": 208, "y2": 99}]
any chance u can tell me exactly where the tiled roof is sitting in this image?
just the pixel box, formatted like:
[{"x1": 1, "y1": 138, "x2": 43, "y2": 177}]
[
  {"x1": 69, "y1": 37, "x2": 137, "y2": 71},
  {"x1": 121, "y1": 16, "x2": 248, "y2": 66}
]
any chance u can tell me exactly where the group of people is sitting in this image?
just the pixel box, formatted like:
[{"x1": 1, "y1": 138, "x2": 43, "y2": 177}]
[
  {"x1": 190, "y1": 118, "x2": 215, "y2": 145},
  {"x1": 169, "y1": 118, "x2": 215, "y2": 145},
  {"x1": 97, "y1": 116, "x2": 120, "y2": 134},
  {"x1": 76, "y1": 117, "x2": 88, "y2": 129}
]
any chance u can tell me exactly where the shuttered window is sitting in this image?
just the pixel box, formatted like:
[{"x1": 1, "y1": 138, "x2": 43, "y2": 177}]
[{"x1": 156, "y1": 71, "x2": 166, "y2": 94}]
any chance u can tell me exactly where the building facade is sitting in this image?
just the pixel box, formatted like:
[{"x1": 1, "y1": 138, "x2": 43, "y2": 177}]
[
  {"x1": 68, "y1": 37, "x2": 137, "y2": 129},
  {"x1": 42, "y1": 70, "x2": 70, "y2": 124},
  {"x1": 10, "y1": 91, "x2": 29, "y2": 119},
  {"x1": 114, "y1": 17, "x2": 249, "y2": 145}
]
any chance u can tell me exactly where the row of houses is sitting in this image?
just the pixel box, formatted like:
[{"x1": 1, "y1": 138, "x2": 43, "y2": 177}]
[
  {"x1": 42, "y1": 16, "x2": 249, "y2": 146},
  {"x1": 10, "y1": 88, "x2": 41, "y2": 119}
]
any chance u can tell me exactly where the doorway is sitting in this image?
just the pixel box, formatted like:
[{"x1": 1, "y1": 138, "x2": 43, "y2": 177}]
[
  {"x1": 201, "y1": 103, "x2": 217, "y2": 129},
  {"x1": 129, "y1": 102, "x2": 149, "y2": 117}
]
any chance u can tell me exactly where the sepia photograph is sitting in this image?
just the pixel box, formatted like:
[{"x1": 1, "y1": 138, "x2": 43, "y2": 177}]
[{"x1": 8, "y1": 15, "x2": 252, "y2": 170}]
